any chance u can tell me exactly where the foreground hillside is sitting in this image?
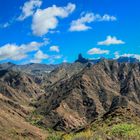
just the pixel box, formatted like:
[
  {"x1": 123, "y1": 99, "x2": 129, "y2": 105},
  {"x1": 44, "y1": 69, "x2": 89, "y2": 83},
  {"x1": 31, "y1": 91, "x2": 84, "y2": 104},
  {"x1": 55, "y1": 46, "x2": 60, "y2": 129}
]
[
  {"x1": 0, "y1": 57, "x2": 140, "y2": 139},
  {"x1": 47, "y1": 108, "x2": 140, "y2": 140},
  {"x1": 0, "y1": 94, "x2": 47, "y2": 140}
]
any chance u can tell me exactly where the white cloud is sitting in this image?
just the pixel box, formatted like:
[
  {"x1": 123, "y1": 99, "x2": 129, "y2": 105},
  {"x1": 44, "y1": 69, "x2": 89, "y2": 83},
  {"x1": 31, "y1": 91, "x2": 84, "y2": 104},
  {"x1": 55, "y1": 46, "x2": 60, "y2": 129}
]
[
  {"x1": 48, "y1": 55, "x2": 63, "y2": 64},
  {"x1": 32, "y1": 3, "x2": 76, "y2": 36},
  {"x1": 0, "y1": 17, "x2": 17, "y2": 29},
  {"x1": 99, "y1": 14, "x2": 117, "y2": 21},
  {"x1": 0, "y1": 22, "x2": 10, "y2": 28},
  {"x1": 98, "y1": 36, "x2": 125, "y2": 46},
  {"x1": 30, "y1": 50, "x2": 49, "y2": 63},
  {"x1": 18, "y1": 0, "x2": 42, "y2": 21},
  {"x1": 87, "y1": 48, "x2": 109, "y2": 55},
  {"x1": 114, "y1": 51, "x2": 120, "y2": 58},
  {"x1": 0, "y1": 41, "x2": 45, "y2": 61},
  {"x1": 50, "y1": 46, "x2": 60, "y2": 52},
  {"x1": 69, "y1": 13, "x2": 116, "y2": 32},
  {"x1": 49, "y1": 30, "x2": 60, "y2": 34},
  {"x1": 52, "y1": 55, "x2": 62, "y2": 59},
  {"x1": 114, "y1": 52, "x2": 140, "y2": 60},
  {"x1": 69, "y1": 13, "x2": 94, "y2": 31},
  {"x1": 63, "y1": 59, "x2": 67, "y2": 63}
]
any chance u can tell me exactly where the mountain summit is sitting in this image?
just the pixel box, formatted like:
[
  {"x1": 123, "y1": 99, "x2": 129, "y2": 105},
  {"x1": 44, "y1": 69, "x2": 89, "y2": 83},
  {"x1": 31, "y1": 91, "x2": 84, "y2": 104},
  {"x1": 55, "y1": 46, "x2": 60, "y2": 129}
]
[{"x1": 75, "y1": 54, "x2": 89, "y2": 63}]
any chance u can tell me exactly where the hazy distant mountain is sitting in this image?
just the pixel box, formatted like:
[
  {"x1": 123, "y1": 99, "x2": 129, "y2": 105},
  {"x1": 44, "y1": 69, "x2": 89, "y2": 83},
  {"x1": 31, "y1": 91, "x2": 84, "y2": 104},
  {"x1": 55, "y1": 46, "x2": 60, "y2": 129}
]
[
  {"x1": 0, "y1": 62, "x2": 16, "y2": 70},
  {"x1": 0, "y1": 62, "x2": 58, "y2": 75},
  {"x1": 75, "y1": 54, "x2": 139, "y2": 64},
  {"x1": 117, "y1": 56, "x2": 139, "y2": 63},
  {"x1": 0, "y1": 55, "x2": 139, "y2": 74}
]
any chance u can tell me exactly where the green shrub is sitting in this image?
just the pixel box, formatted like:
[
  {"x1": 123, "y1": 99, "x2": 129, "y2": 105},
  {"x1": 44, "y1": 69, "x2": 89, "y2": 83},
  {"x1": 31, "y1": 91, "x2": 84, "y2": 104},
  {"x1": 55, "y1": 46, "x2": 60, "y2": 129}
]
[
  {"x1": 110, "y1": 123, "x2": 140, "y2": 138},
  {"x1": 63, "y1": 130, "x2": 93, "y2": 140},
  {"x1": 47, "y1": 134, "x2": 62, "y2": 140}
]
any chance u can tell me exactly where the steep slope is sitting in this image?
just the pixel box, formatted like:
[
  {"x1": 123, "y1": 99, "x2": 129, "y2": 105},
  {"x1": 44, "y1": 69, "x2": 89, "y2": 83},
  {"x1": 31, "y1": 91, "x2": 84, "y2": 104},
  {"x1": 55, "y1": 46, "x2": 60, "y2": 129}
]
[
  {"x1": 0, "y1": 93, "x2": 47, "y2": 140},
  {"x1": 35, "y1": 60, "x2": 140, "y2": 131},
  {"x1": 0, "y1": 70, "x2": 47, "y2": 140},
  {"x1": 43, "y1": 62, "x2": 85, "y2": 87}
]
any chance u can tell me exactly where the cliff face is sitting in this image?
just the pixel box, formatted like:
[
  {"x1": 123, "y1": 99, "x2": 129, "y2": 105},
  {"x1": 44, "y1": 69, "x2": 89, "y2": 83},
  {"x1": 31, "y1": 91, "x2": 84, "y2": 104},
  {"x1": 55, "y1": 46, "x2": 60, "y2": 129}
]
[{"x1": 36, "y1": 60, "x2": 140, "y2": 131}]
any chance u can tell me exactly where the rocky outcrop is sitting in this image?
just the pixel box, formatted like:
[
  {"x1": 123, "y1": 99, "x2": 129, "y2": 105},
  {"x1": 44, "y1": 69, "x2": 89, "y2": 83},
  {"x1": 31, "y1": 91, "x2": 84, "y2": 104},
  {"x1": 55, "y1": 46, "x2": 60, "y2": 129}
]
[{"x1": 75, "y1": 54, "x2": 89, "y2": 63}]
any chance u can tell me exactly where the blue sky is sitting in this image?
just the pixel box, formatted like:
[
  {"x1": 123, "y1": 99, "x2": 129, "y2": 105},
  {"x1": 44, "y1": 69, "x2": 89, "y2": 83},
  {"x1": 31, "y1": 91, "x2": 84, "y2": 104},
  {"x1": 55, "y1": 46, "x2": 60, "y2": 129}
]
[{"x1": 0, "y1": 0, "x2": 140, "y2": 64}]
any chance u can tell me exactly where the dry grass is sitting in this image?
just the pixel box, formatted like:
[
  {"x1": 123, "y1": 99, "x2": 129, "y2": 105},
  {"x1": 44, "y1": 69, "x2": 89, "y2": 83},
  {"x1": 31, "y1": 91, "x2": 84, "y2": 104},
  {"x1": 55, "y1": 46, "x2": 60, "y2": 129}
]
[{"x1": 0, "y1": 94, "x2": 48, "y2": 140}]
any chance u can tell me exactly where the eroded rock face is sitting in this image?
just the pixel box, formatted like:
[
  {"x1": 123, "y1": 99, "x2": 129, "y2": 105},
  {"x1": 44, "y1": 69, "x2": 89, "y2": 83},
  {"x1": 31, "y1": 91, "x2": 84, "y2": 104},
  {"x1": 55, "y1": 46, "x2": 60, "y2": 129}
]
[
  {"x1": 110, "y1": 96, "x2": 129, "y2": 110},
  {"x1": 0, "y1": 70, "x2": 44, "y2": 103},
  {"x1": 36, "y1": 60, "x2": 140, "y2": 131}
]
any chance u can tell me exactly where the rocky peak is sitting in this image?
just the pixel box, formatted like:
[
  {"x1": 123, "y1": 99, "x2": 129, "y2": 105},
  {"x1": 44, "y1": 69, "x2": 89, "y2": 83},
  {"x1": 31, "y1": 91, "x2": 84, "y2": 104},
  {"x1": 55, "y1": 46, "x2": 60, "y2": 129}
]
[{"x1": 75, "y1": 54, "x2": 89, "y2": 63}]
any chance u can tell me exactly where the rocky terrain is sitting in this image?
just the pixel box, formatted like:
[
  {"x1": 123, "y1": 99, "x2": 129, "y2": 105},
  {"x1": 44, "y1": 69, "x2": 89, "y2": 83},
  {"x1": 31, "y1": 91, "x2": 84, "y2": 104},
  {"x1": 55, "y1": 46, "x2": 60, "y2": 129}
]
[
  {"x1": 0, "y1": 55, "x2": 140, "y2": 140},
  {"x1": 35, "y1": 59, "x2": 140, "y2": 131}
]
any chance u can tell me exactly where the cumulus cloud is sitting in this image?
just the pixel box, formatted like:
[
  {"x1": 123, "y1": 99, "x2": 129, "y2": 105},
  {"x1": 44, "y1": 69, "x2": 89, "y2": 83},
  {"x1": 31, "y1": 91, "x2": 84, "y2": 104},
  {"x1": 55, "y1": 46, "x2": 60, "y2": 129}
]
[
  {"x1": 87, "y1": 48, "x2": 109, "y2": 55},
  {"x1": 0, "y1": 41, "x2": 46, "y2": 61},
  {"x1": 69, "y1": 13, "x2": 117, "y2": 32},
  {"x1": 18, "y1": 0, "x2": 42, "y2": 21},
  {"x1": 30, "y1": 50, "x2": 49, "y2": 63},
  {"x1": 98, "y1": 36, "x2": 125, "y2": 46},
  {"x1": 69, "y1": 13, "x2": 94, "y2": 31},
  {"x1": 32, "y1": 3, "x2": 76, "y2": 36},
  {"x1": 50, "y1": 46, "x2": 60, "y2": 52},
  {"x1": 114, "y1": 52, "x2": 140, "y2": 60}
]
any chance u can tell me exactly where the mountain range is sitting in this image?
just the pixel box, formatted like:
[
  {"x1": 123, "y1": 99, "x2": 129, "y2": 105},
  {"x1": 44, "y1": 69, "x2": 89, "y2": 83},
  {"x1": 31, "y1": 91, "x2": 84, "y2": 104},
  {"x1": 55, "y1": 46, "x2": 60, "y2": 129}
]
[{"x1": 0, "y1": 55, "x2": 140, "y2": 140}]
